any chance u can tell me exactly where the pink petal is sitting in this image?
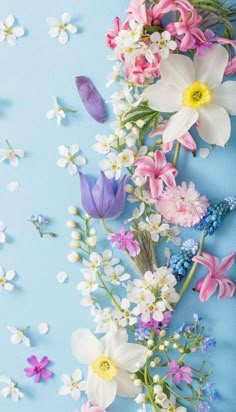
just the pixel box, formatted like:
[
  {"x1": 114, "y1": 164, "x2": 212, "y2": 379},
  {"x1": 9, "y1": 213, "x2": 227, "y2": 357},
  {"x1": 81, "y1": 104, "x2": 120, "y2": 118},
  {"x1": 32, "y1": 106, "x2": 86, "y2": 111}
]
[
  {"x1": 182, "y1": 373, "x2": 192, "y2": 384},
  {"x1": 134, "y1": 156, "x2": 154, "y2": 168},
  {"x1": 193, "y1": 277, "x2": 205, "y2": 293},
  {"x1": 154, "y1": 150, "x2": 166, "y2": 171},
  {"x1": 192, "y1": 252, "x2": 216, "y2": 272},
  {"x1": 199, "y1": 275, "x2": 218, "y2": 302},
  {"x1": 217, "y1": 276, "x2": 235, "y2": 299},
  {"x1": 178, "y1": 132, "x2": 197, "y2": 152},
  {"x1": 27, "y1": 355, "x2": 38, "y2": 366},
  {"x1": 172, "y1": 373, "x2": 181, "y2": 384},
  {"x1": 150, "y1": 177, "x2": 163, "y2": 198},
  {"x1": 34, "y1": 373, "x2": 41, "y2": 383},
  {"x1": 39, "y1": 356, "x2": 49, "y2": 368},
  {"x1": 41, "y1": 369, "x2": 52, "y2": 380},
  {"x1": 24, "y1": 368, "x2": 35, "y2": 377},
  {"x1": 216, "y1": 252, "x2": 235, "y2": 276}
]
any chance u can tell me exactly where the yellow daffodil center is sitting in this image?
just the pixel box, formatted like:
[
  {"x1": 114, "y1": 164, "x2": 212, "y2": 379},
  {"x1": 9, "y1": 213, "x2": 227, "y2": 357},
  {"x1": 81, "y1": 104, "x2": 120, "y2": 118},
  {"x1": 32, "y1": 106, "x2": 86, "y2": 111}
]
[
  {"x1": 91, "y1": 355, "x2": 117, "y2": 380},
  {"x1": 182, "y1": 81, "x2": 211, "y2": 109}
]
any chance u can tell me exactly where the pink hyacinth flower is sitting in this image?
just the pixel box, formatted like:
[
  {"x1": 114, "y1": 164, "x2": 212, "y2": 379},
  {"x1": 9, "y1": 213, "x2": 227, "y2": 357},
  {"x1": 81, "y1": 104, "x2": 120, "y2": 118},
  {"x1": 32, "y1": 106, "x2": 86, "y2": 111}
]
[
  {"x1": 124, "y1": 55, "x2": 159, "y2": 85},
  {"x1": 149, "y1": 120, "x2": 197, "y2": 153},
  {"x1": 125, "y1": 0, "x2": 152, "y2": 24},
  {"x1": 134, "y1": 150, "x2": 177, "y2": 198},
  {"x1": 106, "y1": 16, "x2": 122, "y2": 49},
  {"x1": 152, "y1": 0, "x2": 193, "y2": 20},
  {"x1": 24, "y1": 355, "x2": 52, "y2": 383},
  {"x1": 193, "y1": 252, "x2": 236, "y2": 303},
  {"x1": 108, "y1": 226, "x2": 140, "y2": 257},
  {"x1": 165, "y1": 360, "x2": 192, "y2": 384},
  {"x1": 80, "y1": 401, "x2": 106, "y2": 412},
  {"x1": 217, "y1": 37, "x2": 236, "y2": 76}
]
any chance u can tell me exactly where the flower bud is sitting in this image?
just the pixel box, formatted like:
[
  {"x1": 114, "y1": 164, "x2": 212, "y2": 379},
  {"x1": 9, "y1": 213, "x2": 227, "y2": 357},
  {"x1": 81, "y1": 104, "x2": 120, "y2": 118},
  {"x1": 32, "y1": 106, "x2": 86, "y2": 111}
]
[
  {"x1": 136, "y1": 119, "x2": 145, "y2": 128},
  {"x1": 158, "y1": 344, "x2": 165, "y2": 351},
  {"x1": 150, "y1": 361, "x2": 156, "y2": 368},
  {"x1": 173, "y1": 343, "x2": 178, "y2": 349},
  {"x1": 86, "y1": 236, "x2": 97, "y2": 247},
  {"x1": 69, "y1": 240, "x2": 81, "y2": 249},
  {"x1": 153, "y1": 374, "x2": 160, "y2": 383},
  {"x1": 159, "y1": 330, "x2": 166, "y2": 338},
  {"x1": 89, "y1": 227, "x2": 97, "y2": 236},
  {"x1": 164, "y1": 340, "x2": 170, "y2": 346},
  {"x1": 147, "y1": 350, "x2": 153, "y2": 357},
  {"x1": 147, "y1": 339, "x2": 154, "y2": 348},
  {"x1": 67, "y1": 251, "x2": 80, "y2": 263},
  {"x1": 174, "y1": 333, "x2": 180, "y2": 340},
  {"x1": 71, "y1": 231, "x2": 81, "y2": 240},
  {"x1": 68, "y1": 206, "x2": 79, "y2": 216},
  {"x1": 135, "y1": 393, "x2": 145, "y2": 404},
  {"x1": 134, "y1": 379, "x2": 142, "y2": 387},
  {"x1": 135, "y1": 362, "x2": 141, "y2": 369},
  {"x1": 66, "y1": 220, "x2": 78, "y2": 229}
]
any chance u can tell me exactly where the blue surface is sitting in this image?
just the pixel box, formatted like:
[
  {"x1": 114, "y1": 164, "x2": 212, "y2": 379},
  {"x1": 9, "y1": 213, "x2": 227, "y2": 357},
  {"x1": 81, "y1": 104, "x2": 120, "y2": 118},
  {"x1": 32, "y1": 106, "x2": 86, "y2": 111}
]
[{"x1": 0, "y1": 1, "x2": 236, "y2": 411}]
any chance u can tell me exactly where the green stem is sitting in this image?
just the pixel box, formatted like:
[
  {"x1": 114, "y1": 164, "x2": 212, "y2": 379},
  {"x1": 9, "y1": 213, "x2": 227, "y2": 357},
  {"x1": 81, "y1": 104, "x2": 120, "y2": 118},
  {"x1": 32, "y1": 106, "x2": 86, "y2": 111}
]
[
  {"x1": 172, "y1": 141, "x2": 181, "y2": 168},
  {"x1": 144, "y1": 363, "x2": 159, "y2": 412},
  {"x1": 100, "y1": 219, "x2": 114, "y2": 234},
  {"x1": 177, "y1": 232, "x2": 205, "y2": 301},
  {"x1": 96, "y1": 271, "x2": 122, "y2": 312}
]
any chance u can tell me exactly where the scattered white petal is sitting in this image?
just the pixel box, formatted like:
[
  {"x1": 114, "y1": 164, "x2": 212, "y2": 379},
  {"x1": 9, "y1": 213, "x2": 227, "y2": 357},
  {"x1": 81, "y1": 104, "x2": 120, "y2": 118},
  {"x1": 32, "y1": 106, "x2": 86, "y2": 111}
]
[
  {"x1": 7, "y1": 181, "x2": 20, "y2": 192},
  {"x1": 199, "y1": 147, "x2": 210, "y2": 159},
  {"x1": 38, "y1": 323, "x2": 49, "y2": 335},
  {"x1": 57, "y1": 271, "x2": 68, "y2": 283}
]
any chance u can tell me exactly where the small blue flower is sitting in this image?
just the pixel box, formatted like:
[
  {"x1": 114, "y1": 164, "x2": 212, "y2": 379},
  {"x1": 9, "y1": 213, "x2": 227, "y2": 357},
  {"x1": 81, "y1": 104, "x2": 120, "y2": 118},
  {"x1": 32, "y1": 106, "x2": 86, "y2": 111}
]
[
  {"x1": 201, "y1": 337, "x2": 216, "y2": 353},
  {"x1": 198, "y1": 402, "x2": 211, "y2": 412},
  {"x1": 134, "y1": 327, "x2": 150, "y2": 341},
  {"x1": 168, "y1": 240, "x2": 198, "y2": 280},
  {"x1": 202, "y1": 382, "x2": 217, "y2": 401}
]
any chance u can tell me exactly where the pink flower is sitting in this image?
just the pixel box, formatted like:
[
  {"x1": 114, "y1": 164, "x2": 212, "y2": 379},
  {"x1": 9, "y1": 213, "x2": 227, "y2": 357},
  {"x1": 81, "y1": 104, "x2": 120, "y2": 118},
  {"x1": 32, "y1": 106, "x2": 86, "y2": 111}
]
[
  {"x1": 165, "y1": 360, "x2": 192, "y2": 384},
  {"x1": 193, "y1": 252, "x2": 236, "y2": 302},
  {"x1": 192, "y1": 29, "x2": 215, "y2": 56},
  {"x1": 149, "y1": 120, "x2": 197, "y2": 153},
  {"x1": 108, "y1": 226, "x2": 140, "y2": 256},
  {"x1": 124, "y1": 55, "x2": 159, "y2": 85},
  {"x1": 80, "y1": 401, "x2": 106, "y2": 412},
  {"x1": 157, "y1": 182, "x2": 209, "y2": 227},
  {"x1": 24, "y1": 355, "x2": 52, "y2": 383},
  {"x1": 106, "y1": 17, "x2": 122, "y2": 49},
  {"x1": 152, "y1": 0, "x2": 193, "y2": 20},
  {"x1": 217, "y1": 37, "x2": 236, "y2": 76},
  {"x1": 125, "y1": 0, "x2": 151, "y2": 24},
  {"x1": 134, "y1": 150, "x2": 177, "y2": 198}
]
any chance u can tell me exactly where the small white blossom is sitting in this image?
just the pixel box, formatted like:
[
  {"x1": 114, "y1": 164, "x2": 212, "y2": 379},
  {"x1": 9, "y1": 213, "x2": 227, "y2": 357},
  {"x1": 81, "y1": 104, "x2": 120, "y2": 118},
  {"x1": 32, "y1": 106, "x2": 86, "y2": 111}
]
[
  {"x1": 104, "y1": 264, "x2": 130, "y2": 285},
  {"x1": 106, "y1": 63, "x2": 121, "y2": 87},
  {"x1": 126, "y1": 202, "x2": 145, "y2": 223},
  {"x1": 77, "y1": 272, "x2": 98, "y2": 296},
  {"x1": 0, "y1": 267, "x2": 16, "y2": 292},
  {"x1": 139, "y1": 214, "x2": 169, "y2": 242},
  {"x1": 133, "y1": 299, "x2": 166, "y2": 323},
  {"x1": 38, "y1": 323, "x2": 49, "y2": 335},
  {"x1": 115, "y1": 298, "x2": 136, "y2": 327},
  {"x1": 0, "y1": 15, "x2": 24, "y2": 46},
  {"x1": 67, "y1": 251, "x2": 80, "y2": 263},
  {"x1": 0, "y1": 141, "x2": 25, "y2": 167},
  {"x1": 47, "y1": 96, "x2": 70, "y2": 126},
  {"x1": 161, "y1": 394, "x2": 187, "y2": 412},
  {"x1": 80, "y1": 295, "x2": 94, "y2": 307},
  {"x1": 99, "y1": 152, "x2": 121, "y2": 179},
  {"x1": 47, "y1": 13, "x2": 77, "y2": 45},
  {"x1": 91, "y1": 306, "x2": 118, "y2": 333},
  {"x1": 57, "y1": 271, "x2": 68, "y2": 283},
  {"x1": 59, "y1": 369, "x2": 86, "y2": 400},
  {"x1": 0, "y1": 376, "x2": 24, "y2": 401},
  {"x1": 100, "y1": 249, "x2": 120, "y2": 267},
  {"x1": 118, "y1": 149, "x2": 134, "y2": 167},
  {"x1": 57, "y1": 144, "x2": 86, "y2": 175},
  {"x1": 154, "y1": 384, "x2": 168, "y2": 406},
  {"x1": 81, "y1": 252, "x2": 101, "y2": 275},
  {"x1": 161, "y1": 226, "x2": 181, "y2": 246},
  {"x1": 92, "y1": 134, "x2": 114, "y2": 154},
  {"x1": 6, "y1": 326, "x2": 30, "y2": 347},
  {"x1": 150, "y1": 31, "x2": 177, "y2": 59},
  {"x1": 0, "y1": 222, "x2": 6, "y2": 244}
]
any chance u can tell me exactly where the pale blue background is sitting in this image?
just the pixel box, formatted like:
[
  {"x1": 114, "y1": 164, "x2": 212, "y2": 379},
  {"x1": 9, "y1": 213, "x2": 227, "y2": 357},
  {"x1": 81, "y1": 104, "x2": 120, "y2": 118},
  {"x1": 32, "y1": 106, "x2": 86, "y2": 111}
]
[{"x1": 0, "y1": 1, "x2": 236, "y2": 411}]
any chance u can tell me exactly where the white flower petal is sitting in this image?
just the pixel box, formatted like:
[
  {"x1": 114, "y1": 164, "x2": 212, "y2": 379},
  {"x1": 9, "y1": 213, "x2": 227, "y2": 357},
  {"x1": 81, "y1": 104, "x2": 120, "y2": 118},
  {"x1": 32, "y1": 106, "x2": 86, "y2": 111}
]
[
  {"x1": 58, "y1": 145, "x2": 69, "y2": 156},
  {"x1": 5, "y1": 283, "x2": 14, "y2": 292},
  {"x1": 113, "y1": 342, "x2": 148, "y2": 373},
  {"x1": 10, "y1": 156, "x2": 19, "y2": 167},
  {"x1": 38, "y1": 322, "x2": 49, "y2": 335},
  {"x1": 46, "y1": 17, "x2": 59, "y2": 26},
  {"x1": 57, "y1": 271, "x2": 68, "y2": 283},
  {"x1": 163, "y1": 107, "x2": 199, "y2": 143},
  {"x1": 211, "y1": 81, "x2": 236, "y2": 115},
  {"x1": 58, "y1": 30, "x2": 68, "y2": 45},
  {"x1": 73, "y1": 156, "x2": 86, "y2": 166},
  {"x1": 0, "y1": 232, "x2": 5, "y2": 243},
  {"x1": 197, "y1": 104, "x2": 231, "y2": 147},
  {"x1": 22, "y1": 336, "x2": 30, "y2": 347},
  {"x1": 12, "y1": 26, "x2": 24, "y2": 37},
  {"x1": 194, "y1": 44, "x2": 228, "y2": 88},
  {"x1": 86, "y1": 368, "x2": 117, "y2": 409},
  {"x1": 7, "y1": 181, "x2": 19, "y2": 192},
  {"x1": 71, "y1": 328, "x2": 103, "y2": 364},
  {"x1": 0, "y1": 376, "x2": 11, "y2": 384},
  {"x1": 7, "y1": 35, "x2": 17, "y2": 46},
  {"x1": 1, "y1": 387, "x2": 10, "y2": 398},
  {"x1": 69, "y1": 144, "x2": 79, "y2": 155},
  {"x1": 58, "y1": 385, "x2": 71, "y2": 396},
  {"x1": 61, "y1": 13, "x2": 71, "y2": 24},
  {"x1": 5, "y1": 15, "x2": 14, "y2": 28},
  {"x1": 66, "y1": 24, "x2": 77, "y2": 34},
  {"x1": 6, "y1": 270, "x2": 15, "y2": 280},
  {"x1": 72, "y1": 368, "x2": 82, "y2": 381},
  {"x1": 0, "y1": 32, "x2": 6, "y2": 42},
  {"x1": 67, "y1": 163, "x2": 77, "y2": 175},
  {"x1": 14, "y1": 149, "x2": 25, "y2": 158},
  {"x1": 57, "y1": 158, "x2": 67, "y2": 168},
  {"x1": 0, "y1": 221, "x2": 6, "y2": 231},
  {"x1": 116, "y1": 369, "x2": 140, "y2": 397},
  {"x1": 144, "y1": 81, "x2": 182, "y2": 113},
  {"x1": 47, "y1": 109, "x2": 55, "y2": 119},
  {"x1": 199, "y1": 148, "x2": 210, "y2": 159},
  {"x1": 11, "y1": 333, "x2": 22, "y2": 344},
  {"x1": 61, "y1": 373, "x2": 71, "y2": 385},
  {"x1": 48, "y1": 27, "x2": 59, "y2": 38},
  {"x1": 71, "y1": 388, "x2": 81, "y2": 401},
  {"x1": 160, "y1": 54, "x2": 195, "y2": 89}
]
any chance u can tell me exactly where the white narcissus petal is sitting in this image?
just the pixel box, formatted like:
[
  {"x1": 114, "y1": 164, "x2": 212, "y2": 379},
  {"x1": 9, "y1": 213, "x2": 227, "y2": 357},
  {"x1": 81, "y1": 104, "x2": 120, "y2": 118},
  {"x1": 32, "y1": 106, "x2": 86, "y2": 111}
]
[
  {"x1": 48, "y1": 27, "x2": 59, "y2": 38},
  {"x1": 69, "y1": 144, "x2": 79, "y2": 155},
  {"x1": 73, "y1": 156, "x2": 86, "y2": 166},
  {"x1": 197, "y1": 104, "x2": 231, "y2": 147},
  {"x1": 58, "y1": 31, "x2": 68, "y2": 45},
  {"x1": 115, "y1": 369, "x2": 141, "y2": 397},
  {"x1": 66, "y1": 24, "x2": 77, "y2": 34},
  {"x1": 143, "y1": 81, "x2": 182, "y2": 113},
  {"x1": 86, "y1": 368, "x2": 117, "y2": 409},
  {"x1": 61, "y1": 13, "x2": 71, "y2": 24},
  {"x1": 58, "y1": 145, "x2": 69, "y2": 156},
  {"x1": 194, "y1": 44, "x2": 228, "y2": 88},
  {"x1": 5, "y1": 15, "x2": 14, "y2": 28},
  {"x1": 7, "y1": 35, "x2": 17, "y2": 46},
  {"x1": 113, "y1": 342, "x2": 148, "y2": 373},
  {"x1": 72, "y1": 368, "x2": 82, "y2": 381},
  {"x1": 57, "y1": 158, "x2": 67, "y2": 168},
  {"x1": 6, "y1": 270, "x2": 15, "y2": 280},
  {"x1": 163, "y1": 107, "x2": 199, "y2": 143},
  {"x1": 160, "y1": 54, "x2": 195, "y2": 89},
  {"x1": 67, "y1": 163, "x2": 77, "y2": 175},
  {"x1": 12, "y1": 26, "x2": 24, "y2": 37},
  {"x1": 211, "y1": 81, "x2": 236, "y2": 115},
  {"x1": 46, "y1": 17, "x2": 59, "y2": 26},
  {"x1": 0, "y1": 32, "x2": 5, "y2": 42},
  {"x1": 71, "y1": 328, "x2": 103, "y2": 364}
]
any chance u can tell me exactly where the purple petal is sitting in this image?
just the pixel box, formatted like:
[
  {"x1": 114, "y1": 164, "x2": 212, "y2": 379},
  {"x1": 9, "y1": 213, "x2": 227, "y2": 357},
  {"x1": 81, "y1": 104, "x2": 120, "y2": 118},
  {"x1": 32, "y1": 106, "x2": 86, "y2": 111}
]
[
  {"x1": 40, "y1": 369, "x2": 52, "y2": 380},
  {"x1": 24, "y1": 367, "x2": 35, "y2": 377},
  {"x1": 27, "y1": 355, "x2": 38, "y2": 366},
  {"x1": 105, "y1": 175, "x2": 129, "y2": 218},
  {"x1": 39, "y1": 356, "x2": 49, "y2": 368},
  {"x1": 75, "y1": 76, "x2": 107, "y2": 123},
  {"x1": 91, "y1": 172, "x2": 115, "y2": 217},
  {"x1": 79, "y1": 172, "x2": 100, "y2": 218}
]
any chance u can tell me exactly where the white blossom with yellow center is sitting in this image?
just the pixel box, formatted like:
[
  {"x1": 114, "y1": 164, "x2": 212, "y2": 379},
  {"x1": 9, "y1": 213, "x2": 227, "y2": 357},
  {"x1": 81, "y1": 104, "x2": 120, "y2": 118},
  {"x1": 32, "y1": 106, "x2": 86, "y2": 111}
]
[
  {"x1": 47, "y1": 13, "x2": 77, "y2": 45},
  {"x1": 72, "y1": 328, "x2": 148, "y2": 409},
  {"x1": 144, "y1": 44, "x2": 236, "y2": 147},
  {"x1": 58, "y1": 368, "x2": 86, "y2": 400}
]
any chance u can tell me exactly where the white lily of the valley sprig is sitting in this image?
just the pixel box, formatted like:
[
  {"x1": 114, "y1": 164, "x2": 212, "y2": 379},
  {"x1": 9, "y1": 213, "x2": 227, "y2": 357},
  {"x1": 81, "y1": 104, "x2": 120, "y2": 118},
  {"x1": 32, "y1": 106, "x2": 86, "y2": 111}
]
[
  {"x1": 6, "y1": 326, "x2": 30, "y2": 347},
  {"x1": 0, "y1": 221, "x2": 6, "y2": 244},
  {"x1": 0, "y1": 15, "x2": 24, "y2": 46},
  {"x1": 57, "y1": 144, "x2": 86, "y2": 176},
  {"x1": 58, "y1": 368, "x2": 86, "y2": 400},
  {"x1": 0, "y1": 376, "x2": 23, "y2": 401},
  {"x1": 47, "y1": 96, "x2": 76, "y2": 126},
  {"x1": 0, "y1": 267, "x2": 16, "y2": 293},
  {"x1": 47, "y1": 13, "x2": 77, "y2": 45},
  {"x1": 0, "y1": 140, "x2": 25, "y2": 167}
]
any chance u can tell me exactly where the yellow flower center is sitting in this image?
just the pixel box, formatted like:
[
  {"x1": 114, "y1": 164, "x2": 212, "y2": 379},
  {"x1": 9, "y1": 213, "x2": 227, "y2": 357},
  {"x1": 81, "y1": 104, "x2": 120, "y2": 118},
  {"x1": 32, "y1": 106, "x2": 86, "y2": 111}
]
[
  {"x1": 167, "y1": 407, "x2": 175, "y2": 412},
  {"x1": 4, "y1": 28, "x2": 12, "y2": 35},
  {"x1": 66, "y1": 155, "x2": 74, "y2": 162},
  {"x1": 182, "y1": 81, "x2": 211, "y2": 109},
  {"x1": 158, "y1": 39, "x2": 167, "y2": 49},
  {"x1": 59, "y1": 24, "x2": 66, "y2": 31},
  {"x1": 70, "y1": 380, "x2": 79, "y2": 390},
  {"x1": 0, "y1": 276, "x2": 5, "y2": 285},
  {"x1": 91, "y1": 355, "x2": 117, "y2": 381}
]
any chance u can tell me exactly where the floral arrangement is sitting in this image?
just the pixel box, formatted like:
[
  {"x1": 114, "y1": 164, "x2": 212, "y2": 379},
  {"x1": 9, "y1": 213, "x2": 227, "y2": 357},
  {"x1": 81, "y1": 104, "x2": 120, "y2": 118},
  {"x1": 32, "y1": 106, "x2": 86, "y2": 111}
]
[{"x1": 1, "y1": 1, "x2": 236, "y2": 412}]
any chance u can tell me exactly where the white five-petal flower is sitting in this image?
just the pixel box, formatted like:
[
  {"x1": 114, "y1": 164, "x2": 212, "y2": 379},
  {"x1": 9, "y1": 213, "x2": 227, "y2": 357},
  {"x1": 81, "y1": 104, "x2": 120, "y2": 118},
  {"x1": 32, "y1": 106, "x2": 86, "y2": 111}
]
[
  {"x1": 47, "y1": 96, "x2": 66, "y2": 126},
  {"x1": 57, "y1": 144, "x2": 86, "y2": 175},
  {"x1": 144, "y1": 44, "x2": 236, "y2": 146},
  {"x1": 6, "y1": 326, "x2": 30, "y2": 347},
  {"x1": 0, "y1": 15, "x2": 24, "y2": 46},
  {"x1": 58, "y1": 369, "x2": 86, "y2": 400},
  {"x1": 71, "y1": 328, "x2": 148, "y2": 409},
  {"x1": 0, "y1": 267, "x2": 16, "y2": 293},
  {"x1": 0, "y1": 376, "x2": 23, "y2": 401},
  {"x1": 0, "y1": 141, "x2": 25, "y2": 167},
  {"x1": 150, "y1": 31, "x2": 177, "y2": 59},
  {"x1": 47, "y1": 13, "x2": 77, "y2": 45},
  {"x1": 0, "y1": 221, "x2": 6, "y2": 244}
]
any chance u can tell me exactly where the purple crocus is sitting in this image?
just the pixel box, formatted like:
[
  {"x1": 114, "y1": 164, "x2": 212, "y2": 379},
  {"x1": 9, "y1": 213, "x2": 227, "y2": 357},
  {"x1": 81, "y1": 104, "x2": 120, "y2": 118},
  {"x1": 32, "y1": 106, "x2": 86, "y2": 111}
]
[
  {"x1": 165, "y1": 360, "x2": 192, "y2": 384},
  {"x1": 79, "y1": 172, "x2": 129, "y2": 219},
  {"x1": 108, "y1": 226, "x2": 140, "y2": 256},
  {"x1": 24, "y1": 355, "x2": 52, "y2": 383}
]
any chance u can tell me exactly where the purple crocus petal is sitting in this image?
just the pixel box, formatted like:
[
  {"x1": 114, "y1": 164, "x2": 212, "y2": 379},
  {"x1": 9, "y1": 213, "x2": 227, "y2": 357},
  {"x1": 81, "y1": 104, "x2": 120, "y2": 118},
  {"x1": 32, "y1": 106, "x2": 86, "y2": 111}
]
[
  {"x1": 40, "y1": 369, "x2": 52, "y2": 380},
  {"x1": 105, "y1": 175, "x2": 129, "y2": 218},
  {"x1": 39, "y1": 356, "x2": 49, "y2": 368},
  {"x1": 24, "y1": 367, "x2": 35, "y2": 377},
  {"x1": 79, "y1": 172, "x2": 100, "y2": 218},
  {"x1": 34, "y1": 373, "x2": 41, "y2": 383},
  {"x1": 27, "y1": 355, "x2": 39, "y2": 366},
  {"x1": 75, "y1": 76, "x2": 107, "y2": 123},
  {"x1": 91, "y1": 172, "x2": 115, "y2": 217}
]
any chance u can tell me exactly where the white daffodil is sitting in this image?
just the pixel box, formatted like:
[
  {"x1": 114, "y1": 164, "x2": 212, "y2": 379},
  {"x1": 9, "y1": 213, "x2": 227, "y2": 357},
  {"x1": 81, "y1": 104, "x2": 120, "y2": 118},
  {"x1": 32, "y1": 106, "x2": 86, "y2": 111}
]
[
  {"x1": 0, "y1": 15, "x2": 24, "y2": 46},
  {"x1": 161, "y1": 394, "x2": 187, "y2": 412},
  {"x1": 144, "y1": 44, "x2": 236, "y2": 147},
  {"x1": 0, "y1": 376, "x2": 23, "y2": 401},
  {"x1": 71, "y1": 328, "x2": 148, "y2": 409},
  {"x1": 59, "y1": 368, "x2": 86, "y2": 400},
  {"x1": 47, "y1": 96, "x2": 66, "y2": 125},
  {"x1": 0, "y1": 140, "x2": 25, "y2": 167},
  {"x1": 47, "y1": 12, "x2": 77, "y2": 45},
  {"x1": 0, "y1": 221, "x2": 6, "y2": 243},
  {"x1": 6, "y1": 326, "x2": 30, "y2": 347},
  {"x1": 150, "y1": 31, "x2": 177, "y2": 59},
  {"x1": 0, "y1": 267, "x2": 15, "y2": 293},
  {"x1": 57, "y1": 144, "x2": 86, "y2": 175}
]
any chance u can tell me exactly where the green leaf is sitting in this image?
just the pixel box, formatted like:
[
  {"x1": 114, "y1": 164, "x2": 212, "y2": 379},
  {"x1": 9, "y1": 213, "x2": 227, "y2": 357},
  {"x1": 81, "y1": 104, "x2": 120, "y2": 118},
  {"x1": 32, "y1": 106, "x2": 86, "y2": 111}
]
[{"x1": 123, "y1": 102, "x2": 161, "y2": 141}]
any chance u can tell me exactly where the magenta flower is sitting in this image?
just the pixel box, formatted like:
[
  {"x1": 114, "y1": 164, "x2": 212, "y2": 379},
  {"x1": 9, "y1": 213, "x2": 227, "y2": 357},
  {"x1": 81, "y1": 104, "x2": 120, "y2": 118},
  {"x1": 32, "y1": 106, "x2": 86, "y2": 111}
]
[
  {"x1": 24, "y1": 355, "x2": 52, "y2": 383},
  {"x1": 134, "y1": 150, "x2": 177, "y2": 198},
  {"x1": 192, "y1": 252, "x2": 235, "y2": 302},
  {"x1": 108, "y1": 226, "x2": 140, "y2": 257},
  {"x1": 165, "y1": 361, "x2": 192, "y2": 384}
]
